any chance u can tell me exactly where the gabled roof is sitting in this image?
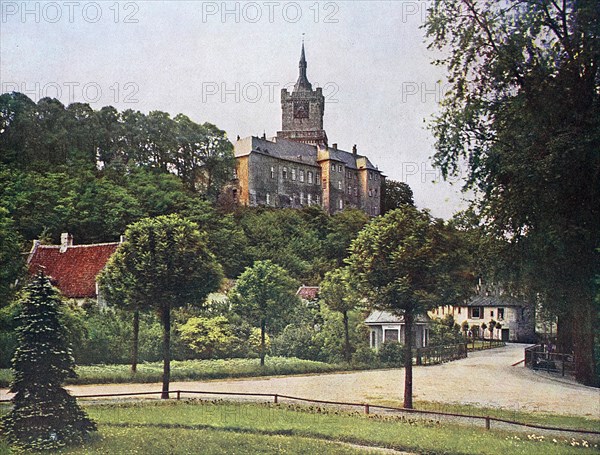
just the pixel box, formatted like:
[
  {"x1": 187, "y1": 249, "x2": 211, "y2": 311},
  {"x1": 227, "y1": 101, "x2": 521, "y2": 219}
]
[
  {"x1": 27, "y1": 241, "x2": 119, "y2": 299},
  {"x1": 296, "y1": 285, "x2": 319, "y2": 301},
  {"x1": 364, "y1": 310, "x2": 430, "y2": 325},
  {"x1": 465, "y1": 295, "x2": 523, "y2": 307}
]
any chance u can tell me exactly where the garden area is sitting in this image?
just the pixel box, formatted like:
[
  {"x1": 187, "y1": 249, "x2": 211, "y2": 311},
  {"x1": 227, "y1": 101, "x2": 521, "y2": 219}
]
[{"x1": 1, "y1": 400, "x2": 596, "y2": 455}]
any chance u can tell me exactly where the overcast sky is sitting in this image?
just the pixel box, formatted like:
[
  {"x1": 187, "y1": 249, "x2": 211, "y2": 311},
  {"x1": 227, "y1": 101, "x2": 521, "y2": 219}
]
[{"x1": 1, "y1": 0, "x2": 469, "y2": 218}]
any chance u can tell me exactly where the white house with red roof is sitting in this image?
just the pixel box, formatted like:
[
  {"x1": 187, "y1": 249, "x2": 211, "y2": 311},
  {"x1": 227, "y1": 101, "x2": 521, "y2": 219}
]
[{"x1": 27, "y1": 233, "x2": 120, "y2": 306}]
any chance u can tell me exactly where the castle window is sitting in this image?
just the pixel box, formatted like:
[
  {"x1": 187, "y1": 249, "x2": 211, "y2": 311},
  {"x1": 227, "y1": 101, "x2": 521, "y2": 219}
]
[
  {"x1": 369, "y1": 172, "x2": 373, "y2": 180},
  {"x1": 354, "y1": 187, "x2": 358, "y2": 196},
  {"x1": 283, "y1": 167, "x2": 288, "y2": 179},
  {"x1": 307, "y1": 193, "x2": 312, "y2": 205},
  {"x1": 338, "y1": 199, "x2": 343, "y2": 210},
  {"x1": 338, "y1": 164, "x2": 343, "y2": 172},
  {"x1": 270, "y1": 167, "x2": 275, "y2": 179},
  {"x1": 369, "y1": 189, "x2": 373, "y2": 197},
  {"x1": 348, "y1": 185, "x2": 352, "y2": 195},
  {"x1": 307, "y1": 171, "x2": 313, "y2": 184},
  {"x1": 300, "y1": 170, "x2": 305, "y2": 182},
  {"x1": 323, "y1": 179, "x2": 327, "y2": 189},
  {"x1": 374, "y1": 188, "x2": 378, "y2": 196},
  {"x1": 331, "y1": 164, "x2": 336, "y2": 171},
  {"x1": 300, "y1": 192, "x2": 304, "y2": 205},
  {"x1": 498, "y1": 308, "x2": 504, "y2": 320},
  {"x1": 233, "y1": 168, "x2": 238, "y2": 179},
  {"x1": 266, "y1": 193, "x2": 271, "y2": 205},
  {"x1": 316, "y1": 172, "x2": 320, "y2": 182},
  {"x1": 292, "y1": 168, "x2": 297, "y2": 181},
  {"x1": 316, "y1": 195, "x2": 321, "y2": 205}
]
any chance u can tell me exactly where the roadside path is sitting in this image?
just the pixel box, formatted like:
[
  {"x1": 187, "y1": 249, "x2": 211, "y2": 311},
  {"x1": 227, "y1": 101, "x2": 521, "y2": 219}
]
[{"x1": 1, "y1": 344, "x2": 598, "y2": 418}]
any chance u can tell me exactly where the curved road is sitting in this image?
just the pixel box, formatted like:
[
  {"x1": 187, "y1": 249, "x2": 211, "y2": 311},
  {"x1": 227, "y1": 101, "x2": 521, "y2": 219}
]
[{"x1": 2, "y1": 344, "x2": 598, "y2": 418}]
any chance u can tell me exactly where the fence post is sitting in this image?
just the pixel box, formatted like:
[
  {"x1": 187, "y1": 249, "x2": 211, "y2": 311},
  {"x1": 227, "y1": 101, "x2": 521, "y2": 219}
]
[
  {"x1": 485, "y1": 416, "x2": 490, "y2": 430},
  {"x1": 364, "y1": 404, "x2": 370, "y2": 414},
  {"x1": 562, "y1": 356, "x2": 565, "y2": 377},
  {"x1": 176, "y1": 390, "x2": 181, "y2": 401},
  {"x1": 274, "y1": 394, "x2": 278, "y2": 404}
]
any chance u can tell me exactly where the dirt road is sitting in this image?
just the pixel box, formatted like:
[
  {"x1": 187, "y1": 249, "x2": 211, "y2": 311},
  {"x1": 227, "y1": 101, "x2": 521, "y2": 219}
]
[{"x1": 2, "y1": 344, "x2": 598, "y2": 418}]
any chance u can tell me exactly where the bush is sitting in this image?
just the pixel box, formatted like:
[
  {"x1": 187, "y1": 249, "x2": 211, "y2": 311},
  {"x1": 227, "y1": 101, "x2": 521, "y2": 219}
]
[
  {"x1": 352, "y1": 345, "x2": 378, "y2": 366},
  {"x1": 378, "y1": 341, "x2": 404, "y2": 366},
  {"x1": 271, "y1": 324, "x2": 324, "y2": 361}
]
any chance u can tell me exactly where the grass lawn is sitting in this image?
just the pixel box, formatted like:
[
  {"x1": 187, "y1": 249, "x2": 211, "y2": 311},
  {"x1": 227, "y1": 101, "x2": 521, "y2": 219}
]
[
  {"x1": 0, "y1": 357, "x2": 348, "y2": 388},
  {"x1": 371, "y1": 399, "x2": 600, "y2": 433},
  {"x1": 1, "y1": 401, "x2": 597, "y2": 454}
]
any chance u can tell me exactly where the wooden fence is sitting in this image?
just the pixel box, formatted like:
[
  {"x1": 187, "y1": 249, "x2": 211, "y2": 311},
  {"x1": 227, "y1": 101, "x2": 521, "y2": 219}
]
[
  {"x1": 467, "y1": 338, "x2": 506, "y2": 352},
  {"x1": 524, "y1": 344, "x2": 575, "y2": 377},
  {"x1": 415, "y1": 343, "x2": 467, "y2": 365}
]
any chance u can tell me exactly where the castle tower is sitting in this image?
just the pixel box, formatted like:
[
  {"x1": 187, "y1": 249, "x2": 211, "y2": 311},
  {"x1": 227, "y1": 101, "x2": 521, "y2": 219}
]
[{"x1": 277, "y1": 43, "x2": 328, "y2": 147}]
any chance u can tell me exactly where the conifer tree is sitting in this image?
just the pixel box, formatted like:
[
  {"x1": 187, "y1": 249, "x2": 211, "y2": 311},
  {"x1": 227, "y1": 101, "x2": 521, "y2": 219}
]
[{"x1": 0, "y1": 273, "x2": 96, "y2": 450}]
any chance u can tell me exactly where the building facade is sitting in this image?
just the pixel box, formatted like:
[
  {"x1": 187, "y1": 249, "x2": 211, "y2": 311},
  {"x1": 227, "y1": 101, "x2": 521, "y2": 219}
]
[
  {"x1": 231, "y1": 44, "x2": 384, "y2": 216},
  {"x1": 428, "y1": 294, "x2": 536, "y2": 342},
  {"x1": 365, "y1": 310, "x2": 431, "y2": 350}
]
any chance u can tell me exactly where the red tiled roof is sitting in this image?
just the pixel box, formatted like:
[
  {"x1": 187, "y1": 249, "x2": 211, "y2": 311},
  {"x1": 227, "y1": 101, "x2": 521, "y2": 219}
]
[
  {"x1": 296, "y1": 286, "x2": 319, "y2": 300},
  {"x1": 28, "y1": 243, "x2": 119, "y2": 298}
]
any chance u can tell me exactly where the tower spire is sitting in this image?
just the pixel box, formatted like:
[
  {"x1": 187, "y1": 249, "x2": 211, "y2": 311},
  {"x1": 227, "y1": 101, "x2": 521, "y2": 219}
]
[{"x1": 295, "y1": 35, "x2": 312, "y2": 92}]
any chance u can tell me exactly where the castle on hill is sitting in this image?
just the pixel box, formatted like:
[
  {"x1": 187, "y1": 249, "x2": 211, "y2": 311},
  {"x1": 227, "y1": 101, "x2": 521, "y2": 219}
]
[{"x1": 231, "y1": 43, "x2": 384, "y2": 216}]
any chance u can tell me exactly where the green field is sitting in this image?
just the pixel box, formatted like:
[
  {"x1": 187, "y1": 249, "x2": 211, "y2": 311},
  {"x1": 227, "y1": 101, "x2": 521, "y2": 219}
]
[
  {"x1": 1, "y1": 401, "x2": 597, "y2": 454},
  {"x1": 0, "y1": 357, "x2": 349, "y2": 388}
]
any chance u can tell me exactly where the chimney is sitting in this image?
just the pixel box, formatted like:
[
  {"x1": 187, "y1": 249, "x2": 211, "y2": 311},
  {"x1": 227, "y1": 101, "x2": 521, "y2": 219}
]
[
  {"x1": 352, "y1": 144, "x2": 357, "y2": 156},
  {"x1": 332, "y1": 143, "x2": 338, "y2": 150},
  {"x1": 60, "y1": 233, "x2": 73, "y2": 253}
]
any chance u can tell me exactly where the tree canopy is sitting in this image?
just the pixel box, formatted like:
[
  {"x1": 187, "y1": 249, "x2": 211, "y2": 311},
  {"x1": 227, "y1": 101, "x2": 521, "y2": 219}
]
[
  {"x1": 348, "y1": 207, "x2": 473, "y2": 407},
  {"x1": 99, "y1": 214, "x2": 223, "y2": 397},
  {"x1": 230, "y1": 260, "x2": 299, "y2": 366},
  {"x1": 425, "y1": 0, "x2": 600, "y2": 385}
]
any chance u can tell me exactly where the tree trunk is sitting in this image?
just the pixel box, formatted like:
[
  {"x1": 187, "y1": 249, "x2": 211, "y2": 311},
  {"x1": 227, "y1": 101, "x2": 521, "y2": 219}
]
[
  {"x1": 403, "y1": 310, "x2": 414, "y2": 409},
  {"x1": 260, "y1": 319, "x2": 266, "y2": 367},
  {"x1": 161, "y1": 305, "x2": 171, "y2": 399},
  {"x1": 343, "y1": 310, "x2": 351, "y2": 363},
  {"x1": 557, "y1": 312, "x2": 574, "y2": 354},
  {"x1": 131, "y1": 308, "x2": 139, "y2": 373},
  {"x1": 572, "y1": 292, "x2": 597, "y2": 386}
]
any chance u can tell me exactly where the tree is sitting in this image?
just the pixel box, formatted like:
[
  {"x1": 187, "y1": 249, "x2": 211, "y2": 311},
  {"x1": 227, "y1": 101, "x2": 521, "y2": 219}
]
[
  {"x1": 0, "y1": 274, "x2": 96, "y2": 450},
  {"x1": 320, "y1": 268, "x2": 360, "y2": 362},
  {"x1": 99, "y1": 214, "x2": 223, "y2": 398},
  {"x1": 488, "y1": 320, "x2": 496, "y2": 340},
  {"x1": 347, "y1": 207, "x2": 473, "y2": 408},
  {"x1": 0, "y1": 208, "x2": 24, "y2": 307},
  {"x1": 495, "y1": 322, "x2": 503, "y2": 340},
  {"x1": 381, "y1": 179, "x2": 414, "y2": 214},
  {"x1": 426, "y1": 0, "x2": 600, "y2": 385},
  {"x1": 230, "y1": 260, "x2": 299, "y2": 366}
]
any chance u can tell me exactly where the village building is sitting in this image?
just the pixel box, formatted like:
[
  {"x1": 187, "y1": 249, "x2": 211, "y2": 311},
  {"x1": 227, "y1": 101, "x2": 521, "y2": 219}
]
[
  {"x1": 230, "y1": 44, "x2": 384, "y2": 216},
  {"x1": 428, "y1": 294, "x2": 536, "y2": 343},
  {"x1": 365, "y1": 311, "x2": 431, "y2": 350},
  {"x1": 27, "y1": 233, "x2": 120, "y2": 307}
]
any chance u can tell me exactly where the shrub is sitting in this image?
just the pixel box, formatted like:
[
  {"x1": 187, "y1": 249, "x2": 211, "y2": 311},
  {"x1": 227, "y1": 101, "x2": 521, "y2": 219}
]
[
  {"x1": 271, "y1": 324, "x2": 324, "y2": 361},
  {"x1": 352, "y1": 345, "x2": 379, "y2": 366},
  {"x1": 378, "y1": 341, "x2": 404, "y2": 366}
]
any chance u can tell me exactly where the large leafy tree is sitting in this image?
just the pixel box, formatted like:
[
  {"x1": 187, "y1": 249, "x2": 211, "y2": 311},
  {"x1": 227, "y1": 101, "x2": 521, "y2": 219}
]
[
  {"x1": 320, "y1": 268, "x2": 361, "y2": 362},
  {"x1": 381, "y1": 179, "x2": 414, "y2": 214},
  {"x1": 425, "y1": 1, "x2": 600, "y2": 385},
  {"x1": 230, "y1": 260, "x2": 299, "y2": 366},
  {"x1": 99, "y1": 215, "x2": 223, "y2": 398},
  {"x1": 347, "y1": 207, "x2": 473, "y2": 408},
  {"x1": 0, "y1": 274, "x2": 96, "y2": 450}
]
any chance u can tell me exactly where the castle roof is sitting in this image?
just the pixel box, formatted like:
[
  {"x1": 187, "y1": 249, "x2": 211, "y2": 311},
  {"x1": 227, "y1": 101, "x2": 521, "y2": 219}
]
[
  {"x1": 234, "y1": 136, "x2": 380, "y2": 171},
  {"x1": 294, "y1": 42, "x2": 313, "y2": 92},
  {"x1": 27, "y1": 241, "x2": 119, "y2": 299}
]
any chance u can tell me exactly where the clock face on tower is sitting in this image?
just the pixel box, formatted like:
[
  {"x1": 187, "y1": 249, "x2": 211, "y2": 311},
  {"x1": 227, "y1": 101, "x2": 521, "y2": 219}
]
[{"x1": 293, "y1": 101, "x2": 309, "y2": 119}]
